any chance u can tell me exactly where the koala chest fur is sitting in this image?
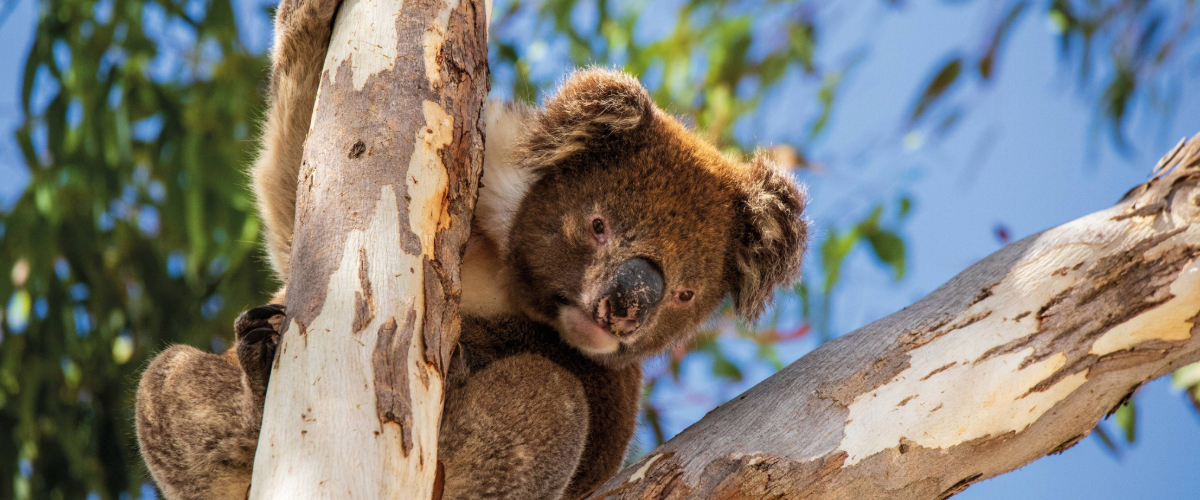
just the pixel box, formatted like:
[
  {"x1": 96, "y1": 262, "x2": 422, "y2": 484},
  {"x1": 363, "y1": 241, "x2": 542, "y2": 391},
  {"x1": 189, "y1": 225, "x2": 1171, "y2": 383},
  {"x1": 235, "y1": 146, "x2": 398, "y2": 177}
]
[
  {"x1": 445, "y1": 316, "x2": 641, "y2": 498},
  {"x1": 439, "y1": 100, "x2": 647, "y2": 498}
]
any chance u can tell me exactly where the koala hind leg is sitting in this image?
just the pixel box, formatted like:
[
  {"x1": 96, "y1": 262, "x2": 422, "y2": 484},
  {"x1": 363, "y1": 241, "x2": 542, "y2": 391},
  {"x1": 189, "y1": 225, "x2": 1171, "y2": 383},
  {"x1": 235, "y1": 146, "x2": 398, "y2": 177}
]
[
  {"x1": 135, "y1": 345, "x2": 261, "y2": 500},
  {"x1": 439, "y1": 354, "x2": 589, "y2": 500},
  {"x1": 135, "y1": 305, "x2": 285, "y2": 499}
]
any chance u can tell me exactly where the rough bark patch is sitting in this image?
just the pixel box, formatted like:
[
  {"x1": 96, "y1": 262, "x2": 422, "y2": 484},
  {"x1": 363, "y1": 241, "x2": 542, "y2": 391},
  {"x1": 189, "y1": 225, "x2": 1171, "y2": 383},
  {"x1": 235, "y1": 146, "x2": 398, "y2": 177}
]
[
  {"x1": 984, "y1": 232, "x2": 1198, "y2": 377},
  {"x1": 919, "y1": 362, "x2": 957, "y2": 381},
  {"x1": 422, "y1": 256, "x2": 449, "y2": 372},
  {"x1": 353, "y1": 248, "x2": 376, "y2": 333},
  {"x1": 373, "y1": 308, "x2": 417, "y2": 456}
]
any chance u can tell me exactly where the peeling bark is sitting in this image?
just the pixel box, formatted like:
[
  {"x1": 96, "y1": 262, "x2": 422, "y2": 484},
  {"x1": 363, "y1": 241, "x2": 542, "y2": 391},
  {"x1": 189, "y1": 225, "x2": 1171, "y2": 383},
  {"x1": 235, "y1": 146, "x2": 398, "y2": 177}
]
[
  {"x1": 247, "y1": 0, "x2": 487, "y2": 497},
  {"x1": 590, "y1": 133, "x2": 1200, "y2": 499}
]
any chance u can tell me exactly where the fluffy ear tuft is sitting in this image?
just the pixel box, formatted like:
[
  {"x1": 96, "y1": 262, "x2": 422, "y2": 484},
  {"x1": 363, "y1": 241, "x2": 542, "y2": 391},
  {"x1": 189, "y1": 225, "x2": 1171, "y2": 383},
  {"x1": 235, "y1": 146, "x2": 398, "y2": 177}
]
[
  {"x1": 730, "y1": 152, "x2": 808, "y2": 320},
  {"x1": 520, "y1": 68, "x2": 654, "y2": 167}
]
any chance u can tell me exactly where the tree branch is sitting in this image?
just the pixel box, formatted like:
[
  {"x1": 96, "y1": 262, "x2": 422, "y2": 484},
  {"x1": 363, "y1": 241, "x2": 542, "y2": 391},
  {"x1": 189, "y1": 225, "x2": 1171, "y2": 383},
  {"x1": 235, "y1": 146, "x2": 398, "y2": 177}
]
[
  {"x1": 248, "y1": 0, "x2": 487, "y2": 496},
  {"x1": 590, "y1": 134, "x2": 1200, "y2": 499}
]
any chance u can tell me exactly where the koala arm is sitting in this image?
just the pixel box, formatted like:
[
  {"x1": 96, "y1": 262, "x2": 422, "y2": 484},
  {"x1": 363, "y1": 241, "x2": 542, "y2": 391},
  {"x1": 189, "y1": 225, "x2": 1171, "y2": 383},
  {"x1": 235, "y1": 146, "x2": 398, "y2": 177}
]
[
  {"x1": 253, "y1": 0, "x2": 533, "y2": 285},
  {"x1": 252, "y1": 0, "x2": 342, "y2": 281},
  {"x1": 253, "y1": 0, "x2": 535, "y2": 313},
  {"x1": 439, "y1": 353, "x2": 589, "y2": 500},
  {"x1": 136, "y1": 306, "x2": 283, "y2": 500}
]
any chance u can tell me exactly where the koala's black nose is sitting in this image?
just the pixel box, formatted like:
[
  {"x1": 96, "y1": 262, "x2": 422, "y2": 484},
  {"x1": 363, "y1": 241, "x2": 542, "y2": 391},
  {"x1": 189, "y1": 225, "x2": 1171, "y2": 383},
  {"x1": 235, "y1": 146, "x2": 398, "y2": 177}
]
[{"x1": 595, "y1": 257, "x2": 664, "y2": 335}]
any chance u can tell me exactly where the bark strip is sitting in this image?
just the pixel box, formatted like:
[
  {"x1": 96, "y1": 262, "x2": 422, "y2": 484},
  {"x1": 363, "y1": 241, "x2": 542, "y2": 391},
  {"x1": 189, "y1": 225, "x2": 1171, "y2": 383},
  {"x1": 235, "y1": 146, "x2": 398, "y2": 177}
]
[
  {"x1": 589, "y1": 133, "x2": 1200, "y2": 499},
  {"x1": 247, "y1": 0, "x2": 487, "y2": 496}
]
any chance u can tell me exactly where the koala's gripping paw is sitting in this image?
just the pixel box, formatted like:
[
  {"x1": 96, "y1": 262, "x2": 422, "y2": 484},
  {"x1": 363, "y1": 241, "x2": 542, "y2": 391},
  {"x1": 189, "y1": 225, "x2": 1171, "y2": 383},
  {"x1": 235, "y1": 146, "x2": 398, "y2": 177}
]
[{"x1": 235, "y1": 304, "x2": 285, "y2": 398}]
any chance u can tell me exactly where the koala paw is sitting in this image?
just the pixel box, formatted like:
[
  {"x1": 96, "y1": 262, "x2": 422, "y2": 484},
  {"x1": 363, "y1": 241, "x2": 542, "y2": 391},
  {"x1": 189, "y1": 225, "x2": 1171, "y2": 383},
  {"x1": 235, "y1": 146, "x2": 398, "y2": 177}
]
[{"x1": 235, "y1": 304, "x2": 285, "y2": 398}]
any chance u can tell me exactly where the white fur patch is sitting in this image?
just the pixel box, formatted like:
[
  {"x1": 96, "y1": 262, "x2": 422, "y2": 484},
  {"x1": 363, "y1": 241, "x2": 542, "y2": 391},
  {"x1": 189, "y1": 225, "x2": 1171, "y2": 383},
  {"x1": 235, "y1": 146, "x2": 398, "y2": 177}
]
[
  {"x1": 459, "y1": 233, "x2": 516, "y2": 317},
  {"x1": 476, "y1": 100, "x2": 536, "y2": 256}
]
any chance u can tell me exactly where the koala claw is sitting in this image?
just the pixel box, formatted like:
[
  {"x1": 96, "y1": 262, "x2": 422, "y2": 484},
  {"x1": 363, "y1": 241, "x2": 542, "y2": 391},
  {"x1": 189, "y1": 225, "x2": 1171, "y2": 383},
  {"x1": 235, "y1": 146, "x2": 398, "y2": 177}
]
[
  {"x1": 235, "y1": 303, "x2": 286, "y2": 332},
  {"x1": 240, "y1": 326, "x2": 281, "y2": 348},
  {"x1": 235, "y1": 304, "x2": 285, "y2": 397}
]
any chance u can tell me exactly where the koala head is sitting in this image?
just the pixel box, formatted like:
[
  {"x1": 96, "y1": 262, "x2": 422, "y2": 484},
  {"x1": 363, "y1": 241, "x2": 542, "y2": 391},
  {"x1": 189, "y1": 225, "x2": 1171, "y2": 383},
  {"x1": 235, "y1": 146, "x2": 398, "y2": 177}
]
[{"x1": 499, "y1": 69, "x2": 808, "y2": 367}]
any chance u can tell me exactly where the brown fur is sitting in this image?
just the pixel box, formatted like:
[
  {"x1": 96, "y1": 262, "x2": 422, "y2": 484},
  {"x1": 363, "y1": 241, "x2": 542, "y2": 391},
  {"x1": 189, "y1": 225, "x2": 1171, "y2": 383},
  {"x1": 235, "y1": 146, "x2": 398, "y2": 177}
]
[
  {"x1": 507, "y1": 71, "x2": 808, "y2": 366},
  {"x1": 134, "y1": 0, "x2": 807, "y2": 497},
  {"x1": 251, "y1": 0, "x2": 342, "y2": 281},
  {"x1": 444, "y1": 316, "x2": 641, "y2": 499},
  {"x1": 136, "y1": 345, "x2": 260, "y2": 499}
]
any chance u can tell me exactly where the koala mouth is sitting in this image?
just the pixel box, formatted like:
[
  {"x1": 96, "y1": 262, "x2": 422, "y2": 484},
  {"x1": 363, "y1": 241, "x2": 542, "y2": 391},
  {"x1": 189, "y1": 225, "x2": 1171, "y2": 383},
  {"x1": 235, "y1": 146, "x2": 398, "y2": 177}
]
[
  {"x1": 593, "y1": 296, "x2": 640, "y2": 336},
  {"x1": 556, "y1": 305, "x2": 621, "y2": 356}
]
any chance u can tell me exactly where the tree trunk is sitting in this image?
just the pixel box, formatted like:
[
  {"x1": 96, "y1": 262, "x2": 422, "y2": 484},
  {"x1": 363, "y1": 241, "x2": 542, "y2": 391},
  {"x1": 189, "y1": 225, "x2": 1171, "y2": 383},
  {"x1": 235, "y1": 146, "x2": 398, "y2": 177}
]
[
  {"x1": 247, "y1": 0, "x2": 488, "y2": 496},
  {"x1": 589, "y1": 134, "x2": 1200, "y2": 499}
]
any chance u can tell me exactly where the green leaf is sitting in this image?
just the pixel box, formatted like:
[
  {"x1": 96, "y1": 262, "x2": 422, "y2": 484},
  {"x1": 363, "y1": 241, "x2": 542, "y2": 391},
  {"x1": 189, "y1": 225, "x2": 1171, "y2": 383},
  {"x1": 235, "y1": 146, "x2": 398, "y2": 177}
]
[
  {"x1": 1047, "y1": 3, "x2": 1071, "y2": 36},
  {"x1": 978, "y1": 1, "x2": 1027, "y2": 81},
  {"x1": 821, "y1": 228, "x2": 860, "y2": 294},
  {"x1": 809, "y1": 71, "x2": 842, "y2": 140},
  {"x1": 711, "y1": 353, "x2": 743, "y2": 382},
  {"x1": 642, "y1": 401, "x2": 666, "y2": 448},
  {"x1": 1114, "y1": 400, "x2": 1137, "y2": 443},
  {"x1": 909, "y1": 57, "x2": 963, "y2": 124},
  {"x1": 756, "y1": 343, "x2": 783, "y2": 371},
  {"x1": 1171, "y1": 362, "x2": 1200, "y2": 390},
  {"x1": 1101, "y1": 65, "x2": 1136, "y2": 152},
  {"x1": 865, "y1": 229, "x2": 906, "y2": 281}
]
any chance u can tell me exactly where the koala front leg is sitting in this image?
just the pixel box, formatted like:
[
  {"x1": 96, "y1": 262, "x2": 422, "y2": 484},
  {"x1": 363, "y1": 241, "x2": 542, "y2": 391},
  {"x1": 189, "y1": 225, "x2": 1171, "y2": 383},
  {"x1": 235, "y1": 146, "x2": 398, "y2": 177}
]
[
  {"x1": 135, "y1": 305, "x2": 284, "y2": 500},
  {"x1": 253, "y1": 0, "x2": 343, "y2": 280},
  {"x1": 440, "y1": 354, "x2": 590, "y2": 500}
]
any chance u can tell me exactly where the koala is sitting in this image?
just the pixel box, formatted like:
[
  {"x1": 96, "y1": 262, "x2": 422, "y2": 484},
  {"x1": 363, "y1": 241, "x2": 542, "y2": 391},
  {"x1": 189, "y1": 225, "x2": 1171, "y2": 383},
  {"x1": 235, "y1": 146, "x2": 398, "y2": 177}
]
[{"x1": 134, "y1": 0, "x2": 808, "y2": 497}]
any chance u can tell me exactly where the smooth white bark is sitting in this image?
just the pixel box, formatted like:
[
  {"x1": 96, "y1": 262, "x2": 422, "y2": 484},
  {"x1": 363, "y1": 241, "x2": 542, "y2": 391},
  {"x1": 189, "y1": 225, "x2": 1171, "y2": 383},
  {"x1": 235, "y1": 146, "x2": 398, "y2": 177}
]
[
  {"x1": 250, "y1": 187, "x2": 443, "y2": 498},
  {"x1": 248, "y1": 0, "x2": 487, "y2": 496}
]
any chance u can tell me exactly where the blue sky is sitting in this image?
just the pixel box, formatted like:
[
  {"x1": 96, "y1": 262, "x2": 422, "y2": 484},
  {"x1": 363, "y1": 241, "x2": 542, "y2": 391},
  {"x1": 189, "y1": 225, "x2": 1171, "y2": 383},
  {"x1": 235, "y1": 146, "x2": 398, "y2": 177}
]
[
  {"x1": 812, "y1": 3, "x2": 1200, "y2": 497},
  {"x1": 1, "y1": 0, "x2": 1198, "y2": 498},
  {"x1": 636, "y1": 1, "x2": 1200, "y2": 497}
]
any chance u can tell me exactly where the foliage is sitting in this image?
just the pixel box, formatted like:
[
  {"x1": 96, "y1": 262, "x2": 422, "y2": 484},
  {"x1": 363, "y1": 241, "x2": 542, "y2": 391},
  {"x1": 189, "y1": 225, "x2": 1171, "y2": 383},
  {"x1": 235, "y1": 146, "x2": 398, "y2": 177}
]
[
  {"x1": 1093, "y1": 395, "x2": 1139, "y2": 458},
  {"x1": 2, "y1": 0, "x2": 1197, "y2": 497},
  {"x1": 1, "y1": 0, "x2": 273, "y2": 497},
  {"x1": 909, "y1": 0, "x2": 1199, "y2": 152},
  {"x1": 492, "y1": 0, "x2": 831, "y2": 149},
  {"x1": 1172, "y1": 361, "x2": 1200, "y2": 412},
  {"x1": 809, "y1": 200, "x2": 909, "y2": 342}
]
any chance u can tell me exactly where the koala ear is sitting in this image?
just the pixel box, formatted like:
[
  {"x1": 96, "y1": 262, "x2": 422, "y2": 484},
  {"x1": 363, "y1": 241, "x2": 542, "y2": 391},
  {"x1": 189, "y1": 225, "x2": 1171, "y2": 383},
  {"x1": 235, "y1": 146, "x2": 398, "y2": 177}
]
[
  {"x1": 520, "y1": 68, "x2": 654, "y2": 167},
  {"x1": 730, "y1": 152, "x2": 808, "y2": 321}
]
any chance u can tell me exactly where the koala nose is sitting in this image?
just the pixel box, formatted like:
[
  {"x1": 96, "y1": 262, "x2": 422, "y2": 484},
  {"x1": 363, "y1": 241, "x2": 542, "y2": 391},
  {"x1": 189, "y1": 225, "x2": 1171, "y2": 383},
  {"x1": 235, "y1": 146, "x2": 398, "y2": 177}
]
[{"x1": 594, "y1": 257, "x2": 664, "y2": 335}]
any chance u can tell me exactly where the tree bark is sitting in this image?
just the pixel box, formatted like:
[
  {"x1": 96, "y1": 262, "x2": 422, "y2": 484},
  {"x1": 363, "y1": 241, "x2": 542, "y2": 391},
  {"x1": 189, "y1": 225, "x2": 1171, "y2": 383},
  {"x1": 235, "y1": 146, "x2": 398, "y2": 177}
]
[
  {"x1": 589, "y1": 134, "x2": 1200, "y2": 499},
  {"x1": 247, "y1": 0, "x2": 488, "y2": 497}
]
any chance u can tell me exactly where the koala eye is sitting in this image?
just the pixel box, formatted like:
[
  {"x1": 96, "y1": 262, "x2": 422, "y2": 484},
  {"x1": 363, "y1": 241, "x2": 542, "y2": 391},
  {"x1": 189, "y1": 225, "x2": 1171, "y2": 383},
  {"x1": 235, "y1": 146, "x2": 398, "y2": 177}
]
[
  {"x1": 676, "y1": 290, "x2": 695, "y2": 303},
  {"x1": 591, "y1": 217, "x2": 608, "y2": 244}
]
